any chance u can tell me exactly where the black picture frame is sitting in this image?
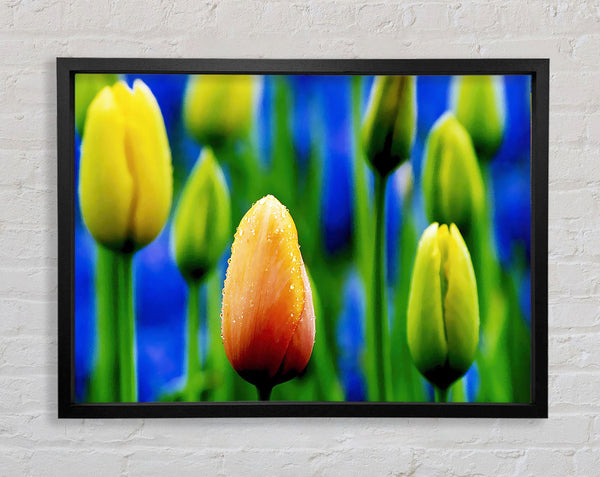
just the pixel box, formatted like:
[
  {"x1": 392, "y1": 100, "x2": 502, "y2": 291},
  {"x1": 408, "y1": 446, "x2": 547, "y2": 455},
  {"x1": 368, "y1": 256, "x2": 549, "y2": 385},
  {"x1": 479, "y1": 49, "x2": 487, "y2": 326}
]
[{"x1": 57, "y1": 58, "x2": 549, "y2": 419}]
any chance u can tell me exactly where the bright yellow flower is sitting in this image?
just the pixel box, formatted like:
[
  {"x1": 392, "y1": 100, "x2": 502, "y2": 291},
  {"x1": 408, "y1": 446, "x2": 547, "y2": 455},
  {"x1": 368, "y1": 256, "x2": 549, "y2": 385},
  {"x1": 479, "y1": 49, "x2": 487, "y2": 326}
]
[
  {"x1": 407, "y1": 223, "x2": 479, "y2": 391},
  {"x1": 183, "y1": 74, "x2": 257, "y2": 147},
  {"x1": 79, "y1": 80, "x2": 173, "y2": 252},
  {"x1": 75, "y1": 73, "x2": 119, "y2": 135}
]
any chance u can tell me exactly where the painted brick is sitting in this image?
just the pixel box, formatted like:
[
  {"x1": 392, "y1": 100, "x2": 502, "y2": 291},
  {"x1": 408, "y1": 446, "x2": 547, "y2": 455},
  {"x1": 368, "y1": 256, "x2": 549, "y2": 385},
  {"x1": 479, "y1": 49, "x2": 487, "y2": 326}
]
[{"x1": 0, "y1": 0, "x2": 599, "y2": 475}]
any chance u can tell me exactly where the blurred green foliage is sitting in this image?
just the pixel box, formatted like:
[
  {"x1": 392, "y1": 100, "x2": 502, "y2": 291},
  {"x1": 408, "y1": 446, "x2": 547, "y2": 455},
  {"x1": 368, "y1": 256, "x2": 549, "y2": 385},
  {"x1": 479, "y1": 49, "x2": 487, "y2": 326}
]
[{"x1": 77, "y1": 73, "x2": 532, "y2": 404}]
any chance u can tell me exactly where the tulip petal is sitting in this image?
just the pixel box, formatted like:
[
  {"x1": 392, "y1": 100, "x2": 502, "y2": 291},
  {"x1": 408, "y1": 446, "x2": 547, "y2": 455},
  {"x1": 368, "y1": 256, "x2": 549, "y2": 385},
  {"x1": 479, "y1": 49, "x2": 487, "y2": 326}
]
[
  {"x1": 75, "y1": 73, "x2": 118, "y2": 135},
  {"x1": 279, "y1": 264, "x2": 316, "y2": 381},
  {"x1": 79, "y1": 86, "x2": 134, "y2": 250},
  {"x1": 362, "y1": 76, "x2": 416, "y2": 176},
  {"x1": 423, "y1": 113, "x2": 485, "y2": 232},
  {"x1": 173, "y1": 148, "x2": 231, "y2": 281},
  {"x1": 453, "y1": 75, "x2": 505, "y2": 160},
  {"x1": 391, "y1": 76, "x2": 417, "y2": 161},
  {"x1": 112, "y1": 80, "x2": 172, "y2": 249},
  {"x1": 438, "y1": 120, "x2": 483, "y2": 226},
  {"x1": 183, "y1": 75, "x2": 255, "y2": 146},
  {"x1": 422, "y1": 114, "x2": 445, "y2": 222},
  {"x1": 407, "y1": 223, "x2": 448, "y2": 377},
  {"x1": 362, "y1": 76, "x2": 396, "y2": 162},
  {"x1": 222, "y1": 195, "x2": 306, "y2": 381},
  {"x1": 443, "y1": 224, "x2": 480, "y2": 374},
  {"x1": 184, "y1": 75, "x2": 227, "y2": 145}
]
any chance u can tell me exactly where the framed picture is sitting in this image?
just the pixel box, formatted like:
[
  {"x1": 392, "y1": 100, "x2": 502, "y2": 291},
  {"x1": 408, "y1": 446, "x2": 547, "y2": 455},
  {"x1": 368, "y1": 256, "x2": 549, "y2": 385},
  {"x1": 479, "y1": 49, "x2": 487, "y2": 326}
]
[{"x1": 57, "y1": 58, "x2": 548, "y2": 418}]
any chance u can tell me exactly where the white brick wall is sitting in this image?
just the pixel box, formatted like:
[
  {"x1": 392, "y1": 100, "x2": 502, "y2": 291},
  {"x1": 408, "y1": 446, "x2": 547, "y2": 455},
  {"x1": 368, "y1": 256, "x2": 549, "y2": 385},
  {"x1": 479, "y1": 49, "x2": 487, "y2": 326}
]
[{"x1": 0, "y1": 0, "x2": 598, "y2": 475}]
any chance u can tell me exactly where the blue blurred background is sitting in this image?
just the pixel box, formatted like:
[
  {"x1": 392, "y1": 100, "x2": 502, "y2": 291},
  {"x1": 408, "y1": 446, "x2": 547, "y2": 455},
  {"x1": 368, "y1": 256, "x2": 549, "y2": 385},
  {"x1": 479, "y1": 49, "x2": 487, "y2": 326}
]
[{"x1": 75, "y1": 74, "x2": 531, "y2": 402}]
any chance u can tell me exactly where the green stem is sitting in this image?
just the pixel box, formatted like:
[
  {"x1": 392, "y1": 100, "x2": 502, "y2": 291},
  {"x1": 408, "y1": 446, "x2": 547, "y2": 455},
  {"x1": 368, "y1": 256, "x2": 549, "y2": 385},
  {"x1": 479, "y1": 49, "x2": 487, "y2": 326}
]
[
  {"x1": 218, "y1": 142, "x2": 247, "y2": 226},
  {"x1": 185, "y1": 281, "x2": 201, "y2": 401},
  {"x1": 351, "y1": 75, "x2": 373, "y2": 283},
  {"x1": 390, "y1": 202, "x2": 424, "y2": 402},
  {"x1": 89, "y1": 245, "x2": 120, "y2": 402},
  {"x1": 367, "y1": 173, "x2": 392, "y2": 401},
  {"x1": 258, "y1": 385, "x2": 272, "y2": 401},
  {"x1": 116, "y1": 252, "x2": 136, "y2": 402},
  {"x1": 90, "y1": 247, "x2": 136, "y2": 402},
  {"x1": 311, "y1": 270, "x2": 345, "y2": 401},
  {"x1": 206, "y1": 268, "x2": 228, "y2": 402},
  {"x1": 270, "y1": 76, "x2": 295, "y2": 208},
  {"x1": 473, "y1": 165, "x2": 512, "y2": 402},
  {"x1": 435, "y1": 386, "x2": 449, "y2": 403}
]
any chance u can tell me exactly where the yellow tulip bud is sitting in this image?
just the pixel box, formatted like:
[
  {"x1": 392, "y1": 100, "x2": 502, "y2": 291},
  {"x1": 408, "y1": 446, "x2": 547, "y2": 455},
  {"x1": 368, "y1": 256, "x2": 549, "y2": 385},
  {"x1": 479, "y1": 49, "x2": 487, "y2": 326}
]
[
  {"x1": 361, "y1": 75, "x2": 416, "y2": 176},
  {"x1": 183, "y1": 74, "x2": 257, "y2": 147},
  {"x1": 172, "y1": 148, "x2": 231, "y2": 282},
  {"x1": 453, "y1": 75, "x2": 505, "y2": 161},
  {"x1": 75, "y1": 73, "x2": 119, "y2": 135},
  {"x1": 79, "y1": 80, "x2": 173, "y2": 252},
  {"x1": 407, "y1": 223, "x2": 479, "y2": 391},
  {"x1": 422, "y1": 113, "x2": 485, "y2": 235}
]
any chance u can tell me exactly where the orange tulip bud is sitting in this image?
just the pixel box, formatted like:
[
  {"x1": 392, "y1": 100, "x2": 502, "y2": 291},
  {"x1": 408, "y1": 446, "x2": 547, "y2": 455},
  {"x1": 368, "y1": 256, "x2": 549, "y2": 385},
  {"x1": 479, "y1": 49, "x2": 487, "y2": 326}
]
[{"x1": 221, "y1": 195, "x2": 315, "y2": 396}]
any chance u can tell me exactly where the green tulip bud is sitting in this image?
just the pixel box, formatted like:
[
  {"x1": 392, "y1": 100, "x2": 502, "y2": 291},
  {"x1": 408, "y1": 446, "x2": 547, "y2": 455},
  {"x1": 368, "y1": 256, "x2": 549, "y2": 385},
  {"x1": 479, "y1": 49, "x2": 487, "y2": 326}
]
[
  {"x1": 407, "y1": 223, "x2": 479, "y2": 391},
  {"x1": 422, "y1": 113, "x2": 485, "y2": 236},
  {"x1": 453, "y1": 75, "x2": 505, "y2": 161},
  {"x1": 361, "y1": 75, "x2": 416, "y2": 176},
  {"x1": 172, "y1": 148, "x2": 231, "y2": 282},
  {"x1": 75, "y1": 73, "x2": 119, "y2": 135}
]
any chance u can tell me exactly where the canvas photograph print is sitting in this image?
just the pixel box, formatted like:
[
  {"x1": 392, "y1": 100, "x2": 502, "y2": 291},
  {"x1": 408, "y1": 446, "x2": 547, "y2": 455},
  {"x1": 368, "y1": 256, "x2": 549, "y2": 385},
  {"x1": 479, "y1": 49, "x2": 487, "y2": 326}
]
[{"x1": 71, "y1": 69, "x2": 533, "y2": 406}]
